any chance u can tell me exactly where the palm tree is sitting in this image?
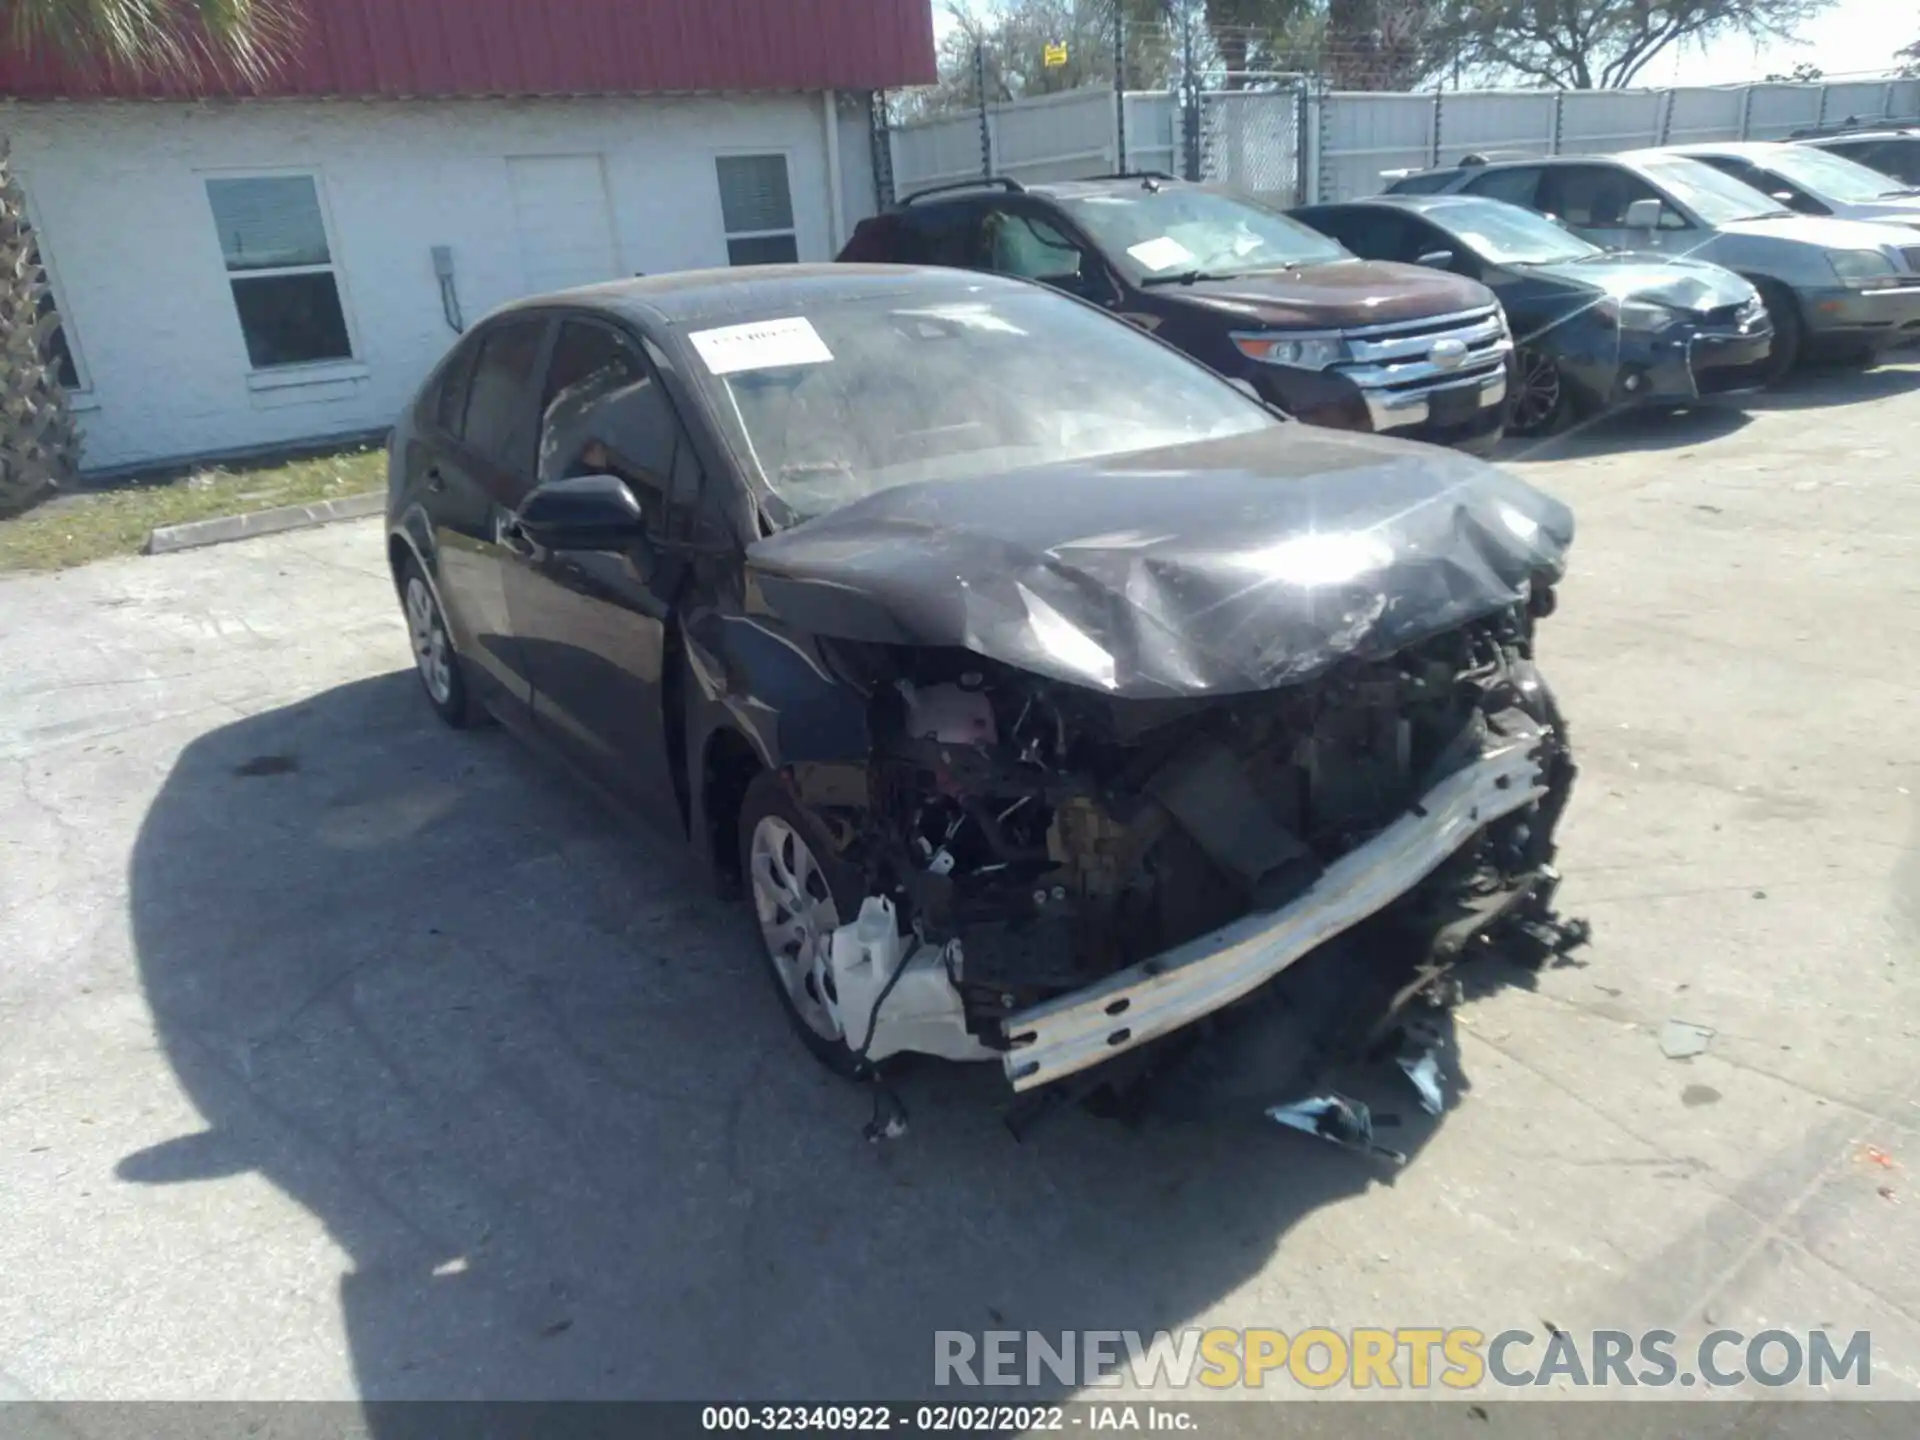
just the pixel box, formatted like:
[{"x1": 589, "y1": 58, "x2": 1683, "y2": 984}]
[{"x1": 1, "y1": 0, "x2": 292, "y2": 516}]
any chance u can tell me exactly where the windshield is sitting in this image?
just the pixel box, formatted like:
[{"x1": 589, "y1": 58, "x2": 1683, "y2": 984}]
[
  {"x1": 1055, "y1": 185, "x2": 1350, "y2": 278},
  {"x1": 1639, "y1": 156, "x2": 1788, "y2": 223},
  {"x1": 1431, "y1": 198, "x2": 1602, "y2": 263},
  {"x1": 687, "y1": 284, "x2": 1278, "y2": 521},
  {"x1": 1760, "y1": 144, "x2": 1914, "y2": 202}
]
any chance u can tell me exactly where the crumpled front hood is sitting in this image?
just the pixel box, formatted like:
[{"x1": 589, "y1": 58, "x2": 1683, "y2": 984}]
[
  {"x1": 1166, "y1": 259, "x2": 1493, "y2": 329},
  {"x1": 745, "y1": 430, "x2": 1574, "y2": 701},
  {"x1": 1533, "y1": 254, "x2": 1756, "y2": 311}
]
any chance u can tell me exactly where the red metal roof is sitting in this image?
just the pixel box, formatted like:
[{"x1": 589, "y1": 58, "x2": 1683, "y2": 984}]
[{"x1": 0, "y1": 0, "x2": 936, "y2": 99}]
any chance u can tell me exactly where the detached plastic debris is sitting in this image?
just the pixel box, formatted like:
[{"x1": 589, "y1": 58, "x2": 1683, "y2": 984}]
[
  {"x1": 1659, "y1": 1019, "x2": 1714, "y2": 1060},
  {"x1": 1266, "y1": 1095, "x2": 1407, "y2": 1164},
  {"x1": 1397, "y1": 1039, "x2": 1446, "y2": 1117}
]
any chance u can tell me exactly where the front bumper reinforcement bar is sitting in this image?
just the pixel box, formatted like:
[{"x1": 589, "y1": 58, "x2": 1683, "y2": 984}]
[{"x1": 1000, "y1": 736, "x2": 1548, "y2": 1092}]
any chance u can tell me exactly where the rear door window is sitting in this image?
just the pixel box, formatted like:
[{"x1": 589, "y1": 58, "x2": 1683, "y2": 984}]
[
  {"x1": 462, "y1": 317, "x2": 548, "y2": 476},
  {"x1": 1462, "y1": 167, "x2": 1544, "y2": 208},
  {"x1": 431, "y1": 339, "x2": 480, "y2": 438},
  {"x1": 1537, "y1": 164, "x2": 1683, "y2": 229},
  {"x1": 1294, "y1": 206, "x2": 1412, "y2": 262}
]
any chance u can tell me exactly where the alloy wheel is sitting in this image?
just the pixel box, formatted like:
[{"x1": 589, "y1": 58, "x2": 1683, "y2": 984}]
[
  {"x1": 405, "y1": 576, "x2": 453, "y2": 706},
  {"x1": 1510, "y1": 349, "x2": 1564, "y2": 434}
]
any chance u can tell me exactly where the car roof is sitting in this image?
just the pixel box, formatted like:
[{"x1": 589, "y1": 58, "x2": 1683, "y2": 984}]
[
  {"x1": 1658, "y1": 141, "x2": 1797, "y2": 160},
  {"x1": 1310, "y1": 193, "x2": 1506, "y2": 217},
  {"x1": 485, "y1": 263, "x2": 1030, "y2": 329},
  {"x1": 1802, "y1": 129, "x2": 1920, "y2": 143}
]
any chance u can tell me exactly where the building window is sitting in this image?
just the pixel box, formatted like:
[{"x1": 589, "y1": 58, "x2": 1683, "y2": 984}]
[
  {"x1": 714, "y1": 154, "x2": 799, "y2": 266},
  {"x1": 205, "y1": 175, "x2": 354, "y2": 370},
  {"x1": 19, "y1": 201, "x2": 81, "y2": 392}
]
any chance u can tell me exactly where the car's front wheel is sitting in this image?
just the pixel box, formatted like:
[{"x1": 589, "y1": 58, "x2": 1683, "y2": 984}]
[
  {"x1": 1754, "y1": 280, "x2": 1803, "y2": 383},
  {"x1": 1507, "y1": 347, "x2": 1572, "y2": 437},
  {"x1": 399, "y1": 557, "x2": 484, "y2": 729},
  {"x1": 738, "y1": 771, "x2": 869, "y2": 1078}
]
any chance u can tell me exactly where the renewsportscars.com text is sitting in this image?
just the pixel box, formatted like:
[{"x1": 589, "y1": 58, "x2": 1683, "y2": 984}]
[{"x1": 934, "y1": 1327, "x2": 1872, "y2": 1391}]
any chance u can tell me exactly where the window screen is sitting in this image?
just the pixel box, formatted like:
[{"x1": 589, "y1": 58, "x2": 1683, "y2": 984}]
[
  {"x1": 205, "y1": 175, "x2": 353, "y2": 369},
  {"x1": 715, "y1": 154, "x2": 800, "y2": 266}
]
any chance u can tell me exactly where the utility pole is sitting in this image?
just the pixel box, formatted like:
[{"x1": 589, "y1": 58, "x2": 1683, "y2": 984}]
[
  {"x1": 975, "y1": 38, "x2": 991, "y2": 178},
  {"x1": 1113, "y1": 1, "x2": 1127, "y2": 175},
  {"x1": 1179, "y1": 1, "x2": 1200, "y2": 179}
]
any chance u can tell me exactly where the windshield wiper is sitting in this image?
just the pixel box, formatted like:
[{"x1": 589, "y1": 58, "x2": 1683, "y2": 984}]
[{"x1": 1139, "y1": 269, "x2": 1237, "y2": 287}]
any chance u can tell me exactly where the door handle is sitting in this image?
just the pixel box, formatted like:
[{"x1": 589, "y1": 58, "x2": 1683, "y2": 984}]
[{"x1": 425, "y1": 466, "x2": 447, "y2": 494}]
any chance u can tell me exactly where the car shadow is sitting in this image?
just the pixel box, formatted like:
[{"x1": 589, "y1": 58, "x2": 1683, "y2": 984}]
[
  {"x1": 1736, "y1": 353, "x2": 1920, "y2": 411},
  {"x1": 119, "y1": 672, "x2": 1488, "y2": 1405},
  {"x1": 1494, "y1": 401, "x2": 1751, "y2": 464}
]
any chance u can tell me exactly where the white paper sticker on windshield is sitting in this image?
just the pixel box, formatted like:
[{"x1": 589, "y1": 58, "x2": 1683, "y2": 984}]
[
  {"x1": 1126, "y1": 235, "x2": 1196, "y2": 272},
  {"x1": 688, "y1": 316, "x2": 834, "y2": 375}
]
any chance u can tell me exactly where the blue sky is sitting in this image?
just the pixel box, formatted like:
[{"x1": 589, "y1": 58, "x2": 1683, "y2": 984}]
[{"x1": 931, "y1": 0, "x2": 1911, "y2": 87}]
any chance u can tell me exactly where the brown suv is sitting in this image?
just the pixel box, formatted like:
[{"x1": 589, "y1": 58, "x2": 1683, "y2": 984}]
[{"x1": 839, "y1": 174, "x2": 1515, "y2": 454}]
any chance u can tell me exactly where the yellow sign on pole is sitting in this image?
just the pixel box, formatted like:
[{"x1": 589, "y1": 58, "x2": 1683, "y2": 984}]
[{"x1": 1043, "y1": 42, "x2": 1069, "y2": 68}]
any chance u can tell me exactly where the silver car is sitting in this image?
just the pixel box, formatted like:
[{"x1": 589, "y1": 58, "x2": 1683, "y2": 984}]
[
  {"x1": 1656, "y1": 141, "x2": 1920, "y2": 226},
  {"x1": 1385, "y1": 149, "x2": 1920, "y2": 373}
]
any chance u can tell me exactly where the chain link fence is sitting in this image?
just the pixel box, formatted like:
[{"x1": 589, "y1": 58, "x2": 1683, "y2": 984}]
[{"x1": 1195, "y1": 89, "x2": 1307, "y2": 207}]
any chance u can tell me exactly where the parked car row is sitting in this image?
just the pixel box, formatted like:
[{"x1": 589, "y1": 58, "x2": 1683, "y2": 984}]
[
  {"x1": 378, "y1": 136, "x2": 1912, "y2": 1131},
  {"x1": 1384, "y1": 143, "x2": 1920, "y2": 383},
  {"x1": 839, "y1": 140, "x2": 1920, "y2": 448}
]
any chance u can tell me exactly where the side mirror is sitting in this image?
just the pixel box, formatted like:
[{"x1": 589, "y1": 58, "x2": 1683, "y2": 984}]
[
  {"x1": 516, "y1": 473, "x2": 650, "y2": 553},
  {"x1": 1415, "y1": 249, "x2": 1456, "y2": 269},
  {"x1": 1623, "y1": 198, "x2": 1664, "y2": 230}
]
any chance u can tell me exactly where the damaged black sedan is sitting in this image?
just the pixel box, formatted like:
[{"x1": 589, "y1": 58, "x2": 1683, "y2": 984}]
[{"x1": 386, "y1": 265, "x2": 1581, "y2": 1138}]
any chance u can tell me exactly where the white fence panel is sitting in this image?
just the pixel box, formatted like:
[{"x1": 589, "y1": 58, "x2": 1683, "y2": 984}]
[
  {"x1": 1745, "y1": 84, "x2": 1826, "y2": 139},
  {"x1": 1665, "y1": 87, "x2": 1746, "y2": 143},
  {"x1": 1319, "y1": 91, "x2": 1432, "y2": 199},
  {"x1": 889, "y1": 77, "x2": 1920, "y2": 211},
  {"x1": 1435, "y1": 91, "x2": 1557, "y2": 162},
  {"x1": 1560, "y1": 89, "x2": 1665, "y2": 152},
  {"x1": 890, "y1": 112, "x2": 990, "y2": 192},
  {"x1": 1121, "y1": 92, "x2": 1178, "y2": 177},
  {"x1": 991, "y1": 88, "x2": 1116, "y2": 183}
]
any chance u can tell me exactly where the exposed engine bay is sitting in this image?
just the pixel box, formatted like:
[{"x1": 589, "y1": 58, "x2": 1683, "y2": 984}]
[{"x1": 786, "y1": 592, "x2": 1583, "y2": 1131}]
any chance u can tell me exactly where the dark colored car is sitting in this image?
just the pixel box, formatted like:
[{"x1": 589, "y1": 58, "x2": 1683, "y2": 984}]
[
  {"x1": 838, "y1": 174, "x2": 1514, "y2": 455},
  {"x1": 1293, "y1": 194, "x2": 1771, "y2": 435},
  {"x1": 386, "y1": 265, "x2": 1580, "y2": 1131},
  {"x1": 1384, "y1": 151, "x2": 1920, "y2": 372}
]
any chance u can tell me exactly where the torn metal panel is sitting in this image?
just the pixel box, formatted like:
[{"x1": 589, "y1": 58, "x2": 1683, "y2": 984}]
[
  {"x1": 745, "y1": 428, "x2": 1572, "y2": 701},
  {"x1": 1000, "y1": 735, "x2": 1547, "y2": 1092}
]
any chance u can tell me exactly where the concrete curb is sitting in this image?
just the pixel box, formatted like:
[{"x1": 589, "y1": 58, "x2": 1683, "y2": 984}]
[{"x1": 145, "y1": 491, "x2": 384, "y2": 557}]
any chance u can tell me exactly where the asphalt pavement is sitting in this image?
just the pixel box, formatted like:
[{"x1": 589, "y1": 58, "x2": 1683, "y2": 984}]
[{"x1": 1, "y1": 364, "x2": 1917, "y2": 1408}]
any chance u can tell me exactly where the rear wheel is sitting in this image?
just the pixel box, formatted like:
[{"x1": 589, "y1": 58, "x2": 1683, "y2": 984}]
[
  {"x1": 1507, "y1": 347, "x2": 1572, "y2": 437},
  {"x1": 1754, "y1": 280, "x2": 1803, "y2": 383},
  {"x1": 399, "y1": 557, "x2": 485, "y2": 729},
  {"x1": 738, "y1": 771, "x2": 868, "y2": 1078}
]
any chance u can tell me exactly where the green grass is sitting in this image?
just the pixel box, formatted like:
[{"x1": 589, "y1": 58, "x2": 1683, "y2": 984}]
[{"x1": 0, "y1": 447, "x2": 386, "y2": 573}]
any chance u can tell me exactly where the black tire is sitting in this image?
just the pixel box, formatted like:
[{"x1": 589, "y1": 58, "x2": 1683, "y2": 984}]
[
  {"x1": 737, "y1": 770, "x2": 870, "y2": 1079},
  {"x1": 398, "y1": 555, "x2": 486, "y2": 729},
  {"x1": 1754, "y1": 280, "x2": 1803, "y2": 383},
  {"x1": 1507, "y1": 347, "x2": 1572, "y2": 437}
]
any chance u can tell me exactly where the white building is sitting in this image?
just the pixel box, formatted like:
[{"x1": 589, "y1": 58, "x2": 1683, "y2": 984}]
[{"x1": 5, "y1": 0, "x2": 933, "y2": 472}]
